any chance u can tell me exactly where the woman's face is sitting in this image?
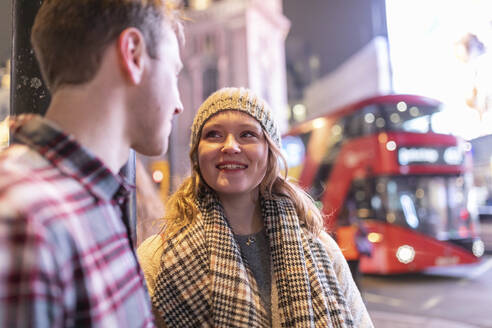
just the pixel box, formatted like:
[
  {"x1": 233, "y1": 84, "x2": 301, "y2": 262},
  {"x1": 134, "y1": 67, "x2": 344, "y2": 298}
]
[{"x1": 198, "y1": 111, "x2": 269, "y2": 200}]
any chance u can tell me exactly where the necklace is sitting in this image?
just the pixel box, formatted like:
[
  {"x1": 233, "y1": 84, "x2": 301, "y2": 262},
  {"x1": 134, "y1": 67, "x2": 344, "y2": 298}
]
[{"x1": 246, "y1": 235, "x2": 256, "y2": 246}]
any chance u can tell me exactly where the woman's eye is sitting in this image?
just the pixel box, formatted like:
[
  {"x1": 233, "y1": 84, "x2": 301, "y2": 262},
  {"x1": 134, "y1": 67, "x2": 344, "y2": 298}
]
[
  {"x1": 204, "y1": 130, "x2": 221, "y2": 139},
  {"x1": 241, "y1": 131, "x2": 257, "y2": 138}
]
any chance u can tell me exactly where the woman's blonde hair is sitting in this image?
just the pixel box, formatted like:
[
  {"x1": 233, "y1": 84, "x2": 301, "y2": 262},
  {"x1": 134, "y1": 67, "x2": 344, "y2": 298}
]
[{"x1": 161, "y1": 124, "x2": 325, "y2": 238}]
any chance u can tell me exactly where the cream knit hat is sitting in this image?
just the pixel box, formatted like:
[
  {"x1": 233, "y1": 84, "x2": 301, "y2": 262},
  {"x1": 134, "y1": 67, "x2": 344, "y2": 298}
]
[{"x1": 190, "y1": 87, "x2": 281, "y2": 150}]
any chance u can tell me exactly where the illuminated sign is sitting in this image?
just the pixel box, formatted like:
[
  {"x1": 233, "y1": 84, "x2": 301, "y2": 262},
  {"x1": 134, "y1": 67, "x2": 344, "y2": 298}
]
[
  {"x1": 398, "y1": 146, "x2": 463, "y2": 166},
  {"x1": 443, "y1": 147, "x2": 462, "y2": 165},
  {"x1": 398, "y1": 147, "x2": 438, "y2": 165}
]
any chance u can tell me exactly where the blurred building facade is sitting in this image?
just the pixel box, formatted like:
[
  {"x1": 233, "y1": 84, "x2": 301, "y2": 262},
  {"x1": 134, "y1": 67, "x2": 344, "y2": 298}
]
[
  {"x1": 0, "y1": 61, "x2": 9, "y2": 150},
  {"x1": 283, "y1": 0, "x2": 389, "y2": 122}
]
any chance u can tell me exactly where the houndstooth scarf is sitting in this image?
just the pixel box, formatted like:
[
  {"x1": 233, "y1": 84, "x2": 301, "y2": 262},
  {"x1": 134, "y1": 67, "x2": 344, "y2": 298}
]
[{"x1": 152, "y1": 191, "x2": 355, "y2": 327}]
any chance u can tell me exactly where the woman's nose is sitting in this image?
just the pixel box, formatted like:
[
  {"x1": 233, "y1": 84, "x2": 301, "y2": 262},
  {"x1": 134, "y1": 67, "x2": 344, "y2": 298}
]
[{"x1": 221, "y1": 135, "x2": 240, "y2": 153}]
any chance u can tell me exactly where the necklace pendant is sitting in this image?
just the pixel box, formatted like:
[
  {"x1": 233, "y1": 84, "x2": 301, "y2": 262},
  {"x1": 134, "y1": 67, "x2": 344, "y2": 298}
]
[{"x1": 246, "y1": 236, "x2": 256, "y2": 246}]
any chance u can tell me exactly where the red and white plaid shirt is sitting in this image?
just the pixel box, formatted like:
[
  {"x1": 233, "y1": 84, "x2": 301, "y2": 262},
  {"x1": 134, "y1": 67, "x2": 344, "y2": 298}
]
[{"x1": 0, "y1": 115, "x2": 154, "y2": 327}]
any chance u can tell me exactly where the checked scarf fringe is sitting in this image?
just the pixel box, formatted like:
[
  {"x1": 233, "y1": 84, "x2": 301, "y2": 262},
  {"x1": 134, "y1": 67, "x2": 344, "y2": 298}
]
[{"x1": 152, "y1": 191, "x2": 354, "y2": 327}]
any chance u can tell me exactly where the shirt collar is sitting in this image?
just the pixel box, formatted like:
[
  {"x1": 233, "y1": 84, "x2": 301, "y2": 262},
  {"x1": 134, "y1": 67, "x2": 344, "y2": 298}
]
[{"x1": 10, "y1": 114, "x2": 134, "y2": 202}]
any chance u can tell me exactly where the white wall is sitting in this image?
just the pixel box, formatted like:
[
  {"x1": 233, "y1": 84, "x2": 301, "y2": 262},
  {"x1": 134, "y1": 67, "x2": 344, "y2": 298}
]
[{"x1": 303, "y1": 36, "x2": 392, "y2": 120}]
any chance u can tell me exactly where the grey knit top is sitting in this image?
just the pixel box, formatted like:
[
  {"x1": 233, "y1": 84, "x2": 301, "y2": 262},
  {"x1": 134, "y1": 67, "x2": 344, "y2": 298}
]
[{"x1": 234, "y1": 228, "x2": 272, "y2": 324}]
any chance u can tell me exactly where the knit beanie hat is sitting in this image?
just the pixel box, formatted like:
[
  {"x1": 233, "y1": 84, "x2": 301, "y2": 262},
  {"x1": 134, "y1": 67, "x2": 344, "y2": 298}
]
[{"x1": 190, "y1": 87, "x2": 281, "y2": 151}]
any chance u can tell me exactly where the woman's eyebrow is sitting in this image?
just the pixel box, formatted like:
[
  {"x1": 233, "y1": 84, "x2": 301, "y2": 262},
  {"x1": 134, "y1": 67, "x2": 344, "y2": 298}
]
[
  {"x1": 202, "y1": 124, "x2": 221, "y2": 131},
  {"x1": 237, "y1": 123, "x2": 262, "y2": 130}
]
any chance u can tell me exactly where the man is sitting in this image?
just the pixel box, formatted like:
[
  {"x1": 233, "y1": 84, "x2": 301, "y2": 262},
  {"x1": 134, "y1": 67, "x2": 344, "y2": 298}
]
[{"x1": 0, "y1": 0, "x2": 183, "y2": 326}]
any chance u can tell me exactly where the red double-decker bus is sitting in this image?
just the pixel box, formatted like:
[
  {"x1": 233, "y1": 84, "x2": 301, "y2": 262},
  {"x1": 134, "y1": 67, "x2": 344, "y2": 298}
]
[{"x1": 283, "y1": 94, "x2": 484, "y2": 274}]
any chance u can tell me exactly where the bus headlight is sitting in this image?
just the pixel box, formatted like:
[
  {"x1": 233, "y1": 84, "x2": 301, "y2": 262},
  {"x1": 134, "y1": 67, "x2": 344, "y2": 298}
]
[
  {"x1": 472, "y1": 239, "x2": 485, "y2": 257},
  {"x1": 396, "y1": 245, "x2": 415, "y2": 264}
]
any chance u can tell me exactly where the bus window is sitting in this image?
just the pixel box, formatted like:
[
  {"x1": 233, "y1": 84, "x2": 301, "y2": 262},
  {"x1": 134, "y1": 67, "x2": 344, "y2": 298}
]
[
  {"x1": 381, "y1": 103, "x2": 445, "y2": 134},
  {"x1": 375, "y1": 175, "x2": 473, "y2": 240},
  {"x1": 361, "y1": 105, "x2": 381, "y2": 135},
  {"x1": 345, "y1": 105, "x2": 384, "y2": 138},
  {"x1": 331, "y1": 119, "x2": 345, "y2": 143},
  {"x1": 345, "y1": 113, "x2": 361, "y2": 138},
  {"x1": 351, "y1": 179, "x2": 376, "y2": 220}
]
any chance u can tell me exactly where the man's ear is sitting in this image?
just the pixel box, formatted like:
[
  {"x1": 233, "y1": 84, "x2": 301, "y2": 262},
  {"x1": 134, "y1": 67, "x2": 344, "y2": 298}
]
[{"x1": 118, "y1": 28, "x2": 147, "y2": 85}]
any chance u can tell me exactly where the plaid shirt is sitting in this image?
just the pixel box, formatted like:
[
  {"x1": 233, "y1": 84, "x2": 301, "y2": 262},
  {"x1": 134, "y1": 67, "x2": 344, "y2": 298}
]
[{"x1": 0, "y1": 115, "x2": 154, "y2": 327}]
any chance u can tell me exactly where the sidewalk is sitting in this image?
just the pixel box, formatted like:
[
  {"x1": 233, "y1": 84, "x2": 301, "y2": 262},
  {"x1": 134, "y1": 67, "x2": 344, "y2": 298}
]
[{"x1": 370, "y1": 311, "x2": 480, "y2": 328}]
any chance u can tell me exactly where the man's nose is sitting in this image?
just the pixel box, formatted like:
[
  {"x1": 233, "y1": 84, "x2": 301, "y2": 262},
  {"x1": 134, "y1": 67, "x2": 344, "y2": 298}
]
[{"x1": 174, "y1": 98, "x2": 184, "y2": 115}]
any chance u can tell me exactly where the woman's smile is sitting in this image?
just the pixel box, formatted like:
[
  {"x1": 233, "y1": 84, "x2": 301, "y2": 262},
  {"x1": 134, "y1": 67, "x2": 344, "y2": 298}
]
[{"x1": 216, "y1": 161, "x2": 248, "y2": 171}]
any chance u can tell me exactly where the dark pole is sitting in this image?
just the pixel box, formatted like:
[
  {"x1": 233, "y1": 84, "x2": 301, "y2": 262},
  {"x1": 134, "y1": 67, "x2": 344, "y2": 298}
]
[
  {"x1": 10, "y1": 0, "x2": 137, "y2": 247},
  {"x1": 11, "y1": 0, "x2": 50, "y2": 115}
]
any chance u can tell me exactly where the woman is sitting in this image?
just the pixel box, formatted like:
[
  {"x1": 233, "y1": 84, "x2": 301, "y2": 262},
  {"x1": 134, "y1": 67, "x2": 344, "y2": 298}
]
[{"x1": 138, "y1": 87, "x2": 374, "y2": 327}]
